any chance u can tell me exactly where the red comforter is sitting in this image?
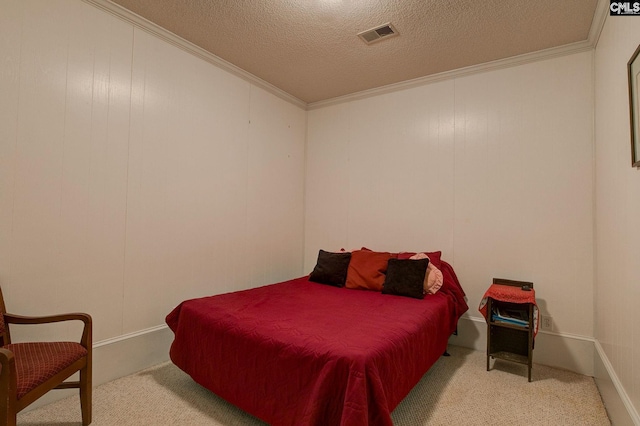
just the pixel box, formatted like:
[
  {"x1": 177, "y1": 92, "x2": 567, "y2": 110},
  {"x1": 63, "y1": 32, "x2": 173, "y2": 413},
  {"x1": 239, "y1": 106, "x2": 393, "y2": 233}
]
[{"x1": 166, "y1": 261, "x2": 467, "y2": 426}]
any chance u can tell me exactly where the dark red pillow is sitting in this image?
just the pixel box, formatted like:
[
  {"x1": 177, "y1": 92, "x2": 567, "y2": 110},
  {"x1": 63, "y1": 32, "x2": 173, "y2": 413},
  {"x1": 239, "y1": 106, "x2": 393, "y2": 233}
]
[{"x1": 345, "y1": 249, "x2": 393, "y2": 291}]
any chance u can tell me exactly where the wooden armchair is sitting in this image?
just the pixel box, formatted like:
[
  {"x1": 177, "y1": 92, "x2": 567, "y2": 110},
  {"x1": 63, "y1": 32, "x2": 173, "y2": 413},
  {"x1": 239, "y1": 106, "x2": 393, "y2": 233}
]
[{"x1": 0, "y1": 286, "x2": 92, "y2": 426}]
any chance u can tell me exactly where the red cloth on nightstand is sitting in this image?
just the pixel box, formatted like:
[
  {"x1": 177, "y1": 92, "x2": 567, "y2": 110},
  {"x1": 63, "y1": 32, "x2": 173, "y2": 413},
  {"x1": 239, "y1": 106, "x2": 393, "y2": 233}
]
[{"x1": 478, "y1": 284, "x2": 539, "y2": 336}]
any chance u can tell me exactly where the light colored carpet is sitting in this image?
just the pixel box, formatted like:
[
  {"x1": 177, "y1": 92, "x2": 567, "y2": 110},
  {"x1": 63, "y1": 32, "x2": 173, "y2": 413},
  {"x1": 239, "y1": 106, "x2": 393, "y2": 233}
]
[{"x1": 18, "y1": 345, "x2": 610, "y2": 425}]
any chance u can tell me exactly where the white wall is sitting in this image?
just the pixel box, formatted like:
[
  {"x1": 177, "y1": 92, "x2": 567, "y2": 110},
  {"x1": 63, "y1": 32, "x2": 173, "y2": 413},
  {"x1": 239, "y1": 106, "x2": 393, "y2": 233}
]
[
  {"x1": 0, "y1": 0, "x2": 306, "y2": 345},
  {"x1": 594, "y1": 13, "x2": 640, "y2": 425},
  {"x1": 306, "y1": 52, "x2": 594, "y2": 345},
  {"x1": 1, "y1": 0, "x2": 619, "y2": 418}
]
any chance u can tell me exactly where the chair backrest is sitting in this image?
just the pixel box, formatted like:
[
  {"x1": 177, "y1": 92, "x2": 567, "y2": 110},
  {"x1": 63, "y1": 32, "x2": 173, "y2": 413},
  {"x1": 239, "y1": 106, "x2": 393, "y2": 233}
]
[{"x1": 0, "y1": 287, "x2": 10, "y2": 346}]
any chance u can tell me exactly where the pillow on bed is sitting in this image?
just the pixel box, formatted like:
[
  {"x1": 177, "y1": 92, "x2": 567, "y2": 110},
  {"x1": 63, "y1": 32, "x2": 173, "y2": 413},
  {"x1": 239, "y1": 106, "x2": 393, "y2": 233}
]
[
  {"x1": 406, "y1": 253, "x2": 444, "y2": 294},
  {"x1": 397, "y1": 250, "x2": 442, "y2": 268},
  {"x1": 309, "y1": 250, "x2": 352, "y2": 287},
  {"x1": 345, "y1": 249, "x2": 393, "y2": 291},
  {"x1": 424, "y1": 262, "x2": 444, "y2": 294},
  {"x1": 382, "y1": 258, "x2": 429, "y2": 299}
]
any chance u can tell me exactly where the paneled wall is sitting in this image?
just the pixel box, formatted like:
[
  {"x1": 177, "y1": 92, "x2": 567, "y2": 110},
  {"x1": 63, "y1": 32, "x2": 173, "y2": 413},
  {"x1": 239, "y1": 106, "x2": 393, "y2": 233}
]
[
  {"x1": 594, "y1": 14, "x2": 640, "y2": 423},
  {"x1": 306, "y1": 52, "x2": 594, "y2": 339},
  {"x1": 0, "y1": 0, "x2": 306, "y2": 344},
  {"x1": 0, "y1": 0, "x2": 606, "y2": 402}
]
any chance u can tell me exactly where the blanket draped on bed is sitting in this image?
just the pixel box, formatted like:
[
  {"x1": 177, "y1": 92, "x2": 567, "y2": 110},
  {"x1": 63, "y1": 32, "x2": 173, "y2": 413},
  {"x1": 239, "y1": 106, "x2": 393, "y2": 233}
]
[{"x1": 166, "y1": 262, "x2": 467, "y2": 426}]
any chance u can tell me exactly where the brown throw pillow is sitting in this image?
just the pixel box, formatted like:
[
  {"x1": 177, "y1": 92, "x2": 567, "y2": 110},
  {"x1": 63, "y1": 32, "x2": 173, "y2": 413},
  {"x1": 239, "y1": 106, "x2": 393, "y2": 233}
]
[
  {"x1": 382, "y1": 258, "x2": 429, "y2": 299},
  {"x1": 309, "y1": 250, "x2": 352, "y2": 287}
]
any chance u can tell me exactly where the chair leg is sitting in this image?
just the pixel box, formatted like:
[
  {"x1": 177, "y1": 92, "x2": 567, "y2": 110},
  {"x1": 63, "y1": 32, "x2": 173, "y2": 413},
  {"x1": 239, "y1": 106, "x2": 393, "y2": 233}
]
[
  {"x1": 1, "y1": 414, "x2": 16, "y2": 426},
  {"x1": 0, "y1": 406, "x2": 17, "y2": 426},
  {"x1": 0, "y1": 393, "x2": 17, "y2": 426},
  {"x1": 80, "y1": 363, "x2": 92, "y2": 425}
]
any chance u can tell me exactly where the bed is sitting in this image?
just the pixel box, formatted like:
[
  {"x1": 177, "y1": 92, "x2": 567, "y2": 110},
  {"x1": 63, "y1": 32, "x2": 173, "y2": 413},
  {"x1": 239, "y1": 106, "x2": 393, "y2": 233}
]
[{"x1": 166, "y1": 250, "x2": 468, "y2": 426}]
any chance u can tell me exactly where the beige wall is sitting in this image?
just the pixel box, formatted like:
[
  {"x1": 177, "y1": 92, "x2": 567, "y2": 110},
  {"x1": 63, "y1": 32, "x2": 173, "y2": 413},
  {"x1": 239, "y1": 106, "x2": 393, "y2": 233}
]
[
  {"x1": 6, "y1": 2, "x2": 639, "y2": 422},
  {"x1": 0, "y1": 0, "x2": 306, "y2": 344},
  {"x1": 306, "y1": 51, "x2": 595, "y2": 342},
  {"x1": 594, "y1": 13, "x2": 640, "y2": 424}
]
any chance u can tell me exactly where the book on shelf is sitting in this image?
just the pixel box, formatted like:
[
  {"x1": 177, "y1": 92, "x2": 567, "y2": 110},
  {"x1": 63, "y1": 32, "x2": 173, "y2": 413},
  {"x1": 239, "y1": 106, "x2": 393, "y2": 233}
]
[
  {"x1": 491, "y1": 306, "x2": 529, "y2": 327},
  {"x1": 491, "y1": 314, "x2": 528, "y2": 327}
]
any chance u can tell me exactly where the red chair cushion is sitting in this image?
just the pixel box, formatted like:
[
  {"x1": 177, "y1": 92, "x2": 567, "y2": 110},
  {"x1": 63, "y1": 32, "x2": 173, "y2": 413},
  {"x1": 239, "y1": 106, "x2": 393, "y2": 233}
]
[{"x1": 4, "y1": 342, "x2": 88, "y2": 399}]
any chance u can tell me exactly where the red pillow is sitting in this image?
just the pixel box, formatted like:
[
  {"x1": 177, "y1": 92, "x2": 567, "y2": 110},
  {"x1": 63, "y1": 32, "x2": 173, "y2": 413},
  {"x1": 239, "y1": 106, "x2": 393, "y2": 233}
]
[
  {"x1": 396, "y1": 251, "x2": 442, "y2": 268},
  {"x1": 345, "y1": 249, "x2": 393, "y2": 291}
]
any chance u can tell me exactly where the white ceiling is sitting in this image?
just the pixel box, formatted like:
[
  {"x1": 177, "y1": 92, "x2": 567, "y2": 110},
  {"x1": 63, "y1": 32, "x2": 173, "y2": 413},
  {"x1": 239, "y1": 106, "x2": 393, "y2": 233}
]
[{"x1": 107, "y1": 0, "x2": 601, "y2": 104}]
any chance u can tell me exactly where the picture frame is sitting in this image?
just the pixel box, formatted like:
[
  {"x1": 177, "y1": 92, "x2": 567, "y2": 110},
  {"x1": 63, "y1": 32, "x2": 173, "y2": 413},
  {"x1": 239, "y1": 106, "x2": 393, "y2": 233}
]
[{"x1": 628, "y1": 43, "x2": 640, "y2": 168}]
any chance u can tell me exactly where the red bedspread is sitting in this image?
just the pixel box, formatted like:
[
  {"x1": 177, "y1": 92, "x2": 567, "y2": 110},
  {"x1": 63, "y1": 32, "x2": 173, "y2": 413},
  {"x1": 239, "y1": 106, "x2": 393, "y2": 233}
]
[{"x1": 166, "y1": 261, "x2": 467, "y2": 426}]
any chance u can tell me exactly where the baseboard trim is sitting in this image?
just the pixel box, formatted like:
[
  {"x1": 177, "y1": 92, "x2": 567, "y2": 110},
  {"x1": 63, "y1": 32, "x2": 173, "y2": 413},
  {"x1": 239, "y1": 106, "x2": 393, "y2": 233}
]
[
  {"x1": 26, "y1": 319, "x2": 640, "y2": 426},
  {"x1": 594, "y1": 341, "x2": 639, "y2": 425},
  {"x1": 449, "y1": 316, "x2": 595, "y2": 376},
  {"x1": 93, "y1": 324, "x2": 169, "y2": 348},
  {"x1": 450, "y1": 316, "x2": 640, "y2": 424},
  {"x1": 23, "y1": 324, "x2": 173, "y2": 412}
]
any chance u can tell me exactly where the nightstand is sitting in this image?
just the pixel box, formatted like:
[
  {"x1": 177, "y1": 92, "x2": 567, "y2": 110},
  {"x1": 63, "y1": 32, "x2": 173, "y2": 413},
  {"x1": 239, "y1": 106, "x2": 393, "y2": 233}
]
[{"x1": 480, "y1": 278, "x2": 536, "y2": 382}]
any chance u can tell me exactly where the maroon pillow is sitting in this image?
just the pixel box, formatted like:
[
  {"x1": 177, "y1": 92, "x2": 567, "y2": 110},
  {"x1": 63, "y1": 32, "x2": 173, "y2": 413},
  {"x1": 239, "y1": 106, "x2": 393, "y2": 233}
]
[
  {"x1": 345, "y1": 249, "x2": 393, "y2": 291},
  {"x1": 396, "y1": 251, "x2": 442, "y2": 268}
]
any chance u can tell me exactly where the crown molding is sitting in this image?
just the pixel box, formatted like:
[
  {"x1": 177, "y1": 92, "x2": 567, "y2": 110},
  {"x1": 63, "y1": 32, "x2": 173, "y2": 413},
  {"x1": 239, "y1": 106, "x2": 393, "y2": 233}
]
[
  {"x1": 83, "y1": 0, "x2": 608, "y2": 112},
  {"x1": 82, "y1": 0, "x2": 307, "y2": 110},
  {"x1": 588, "y1": 0, "x2": 609, "y2": 48},
  {"x1": 308, "y1": 40, "x2": 594, "y2": 110},
  {"x1": 309, "y1": 0, "x2": 609, "y2": 111}
]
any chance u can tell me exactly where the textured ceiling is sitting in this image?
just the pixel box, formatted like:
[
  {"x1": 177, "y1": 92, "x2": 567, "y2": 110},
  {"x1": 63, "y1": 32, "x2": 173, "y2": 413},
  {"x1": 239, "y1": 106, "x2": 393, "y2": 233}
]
[{"x1": 108, "y1": 0, "x2": 599, "y2": 104}]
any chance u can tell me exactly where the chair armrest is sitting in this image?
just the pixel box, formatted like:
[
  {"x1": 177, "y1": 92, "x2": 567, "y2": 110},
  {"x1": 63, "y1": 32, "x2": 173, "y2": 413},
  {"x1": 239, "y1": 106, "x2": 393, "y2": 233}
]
[
  {"x1": 0, "y1": 347, "x2": 16, "y2": 367},
  {"x1": 4, "y1": 313, "x2": 92, "y2": 349},
  {"x1": 4, "y1": 312, "x2": 91, "y2": 325}
]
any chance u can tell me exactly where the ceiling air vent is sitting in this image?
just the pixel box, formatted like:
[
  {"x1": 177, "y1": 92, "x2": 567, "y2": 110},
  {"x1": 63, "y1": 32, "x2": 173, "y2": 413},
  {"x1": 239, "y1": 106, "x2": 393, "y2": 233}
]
[{"x1": 357, "y1": 23, "x2": 399, "y2": 45}]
